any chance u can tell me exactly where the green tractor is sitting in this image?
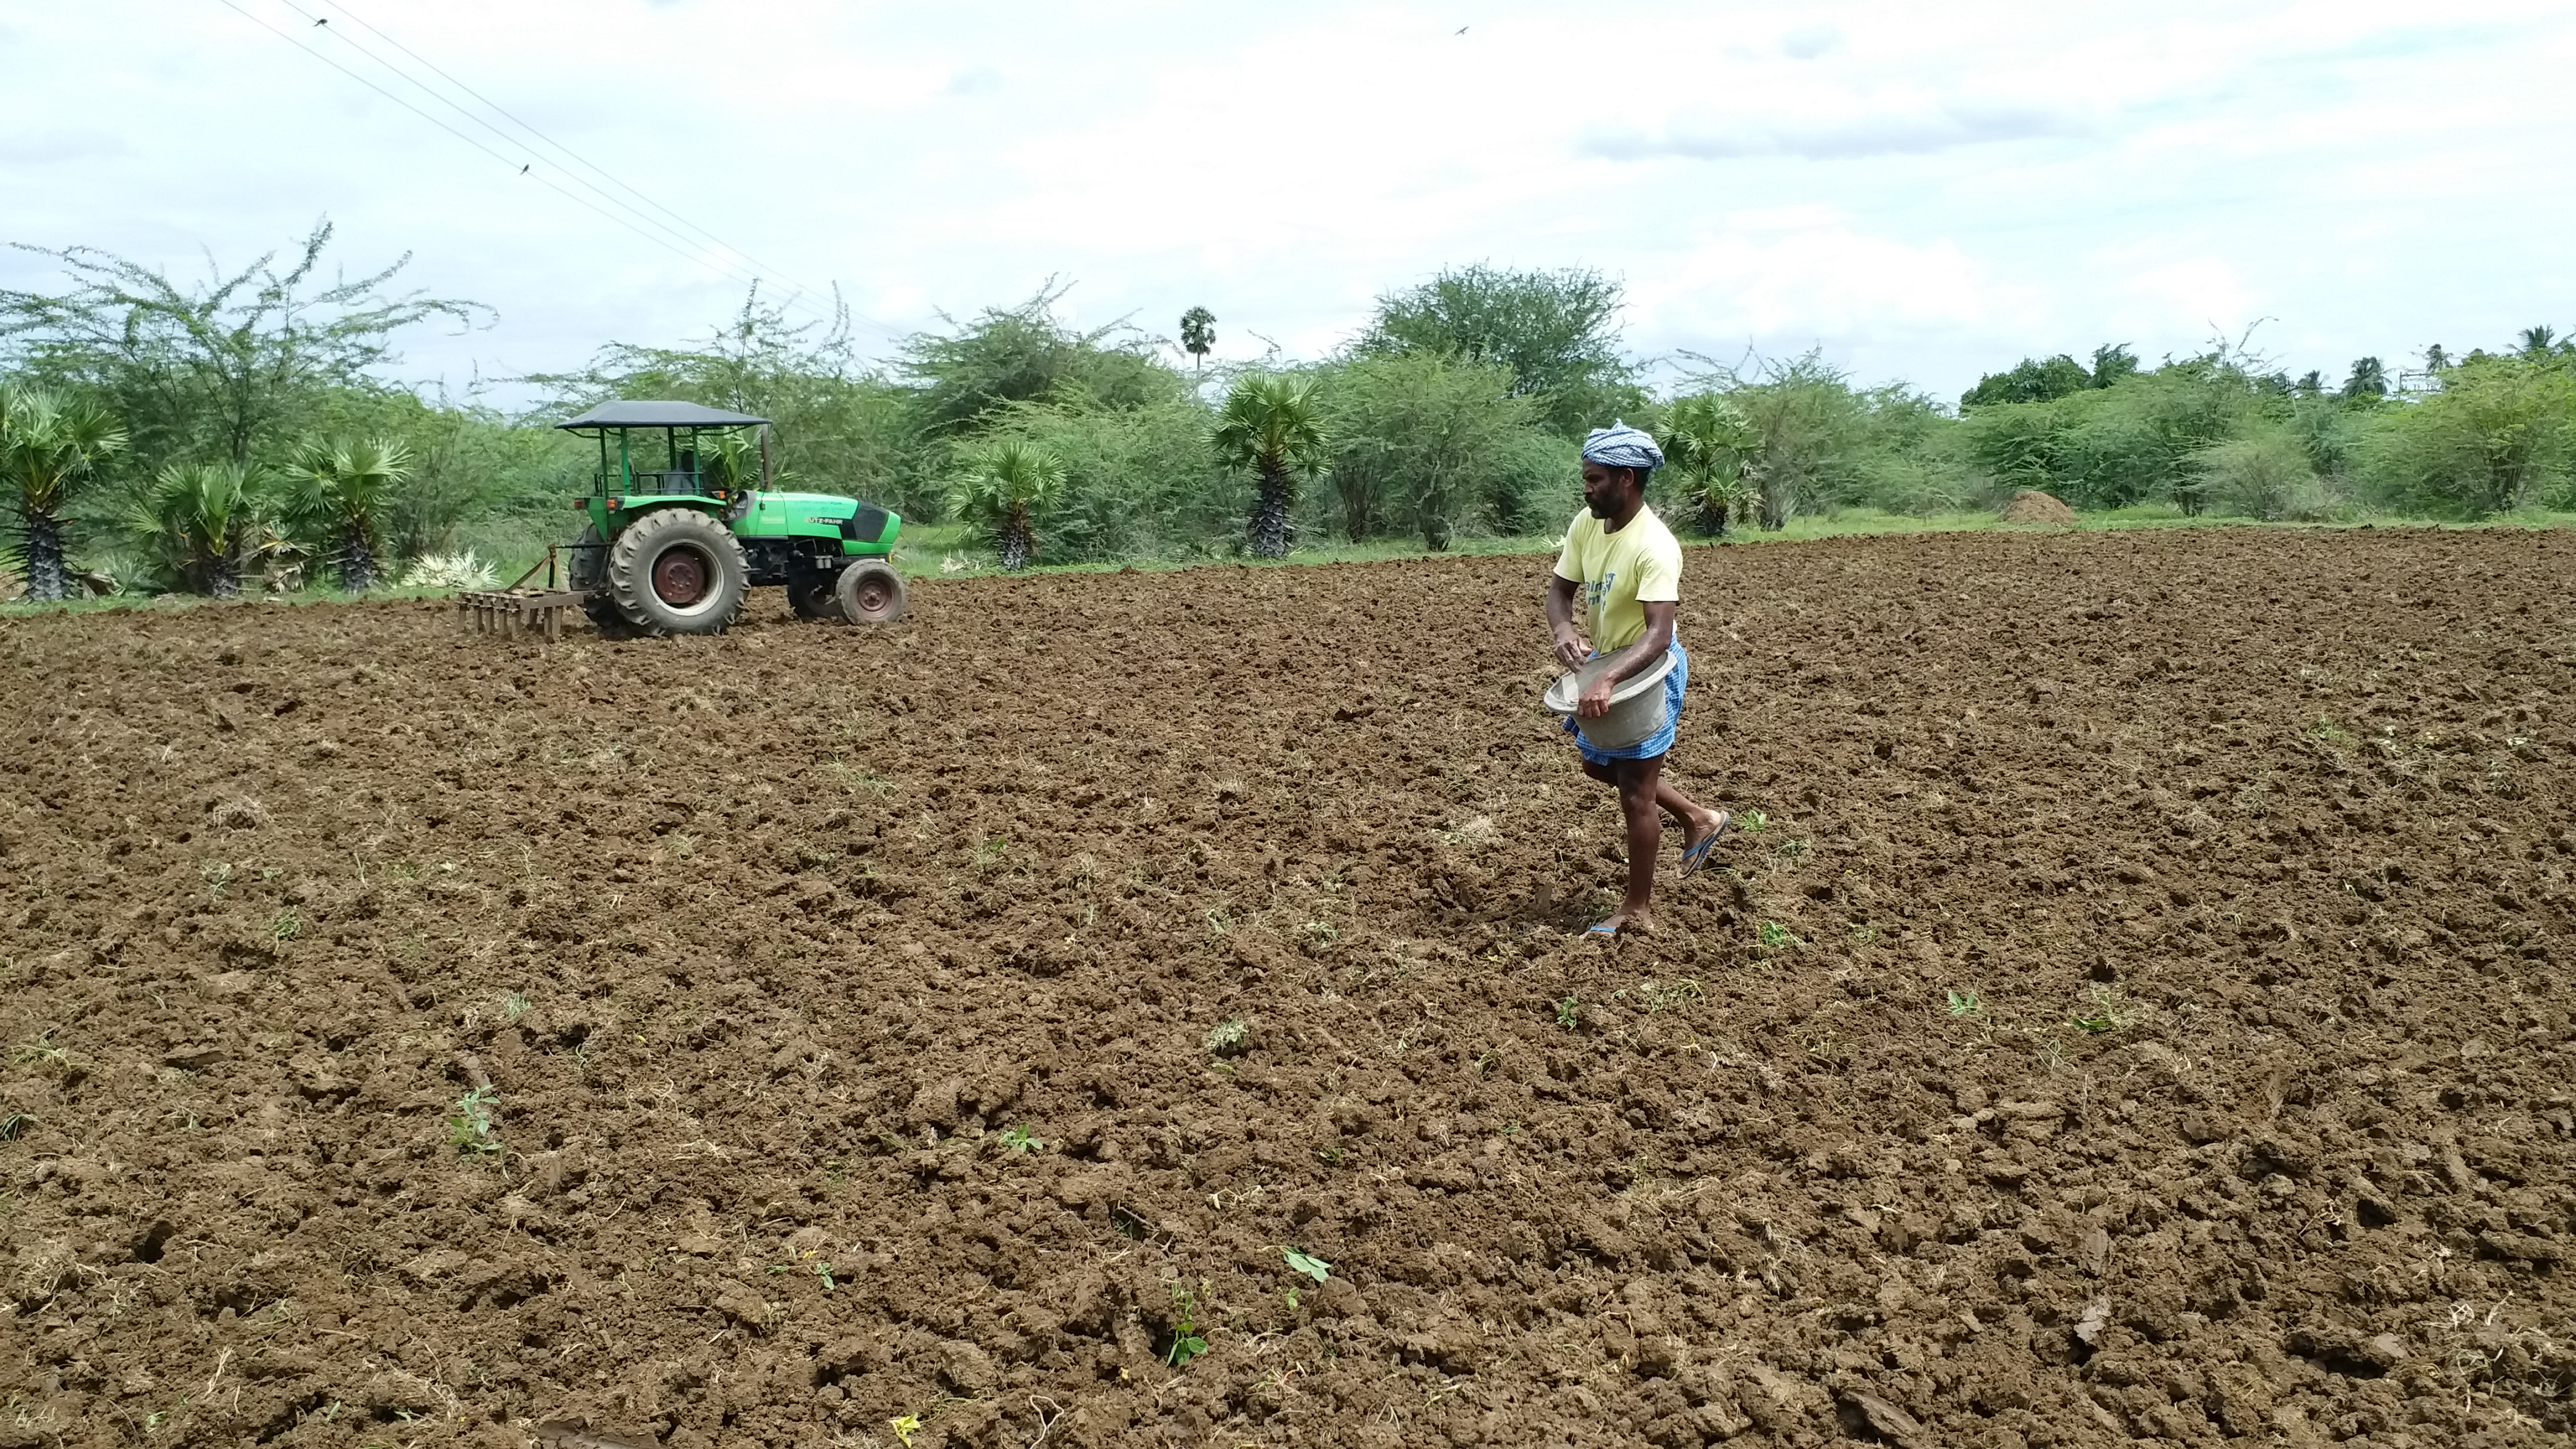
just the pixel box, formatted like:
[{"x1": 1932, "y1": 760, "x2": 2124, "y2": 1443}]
[{"x1": 554, "y1": 401, "x2": 907, "y2": 635}]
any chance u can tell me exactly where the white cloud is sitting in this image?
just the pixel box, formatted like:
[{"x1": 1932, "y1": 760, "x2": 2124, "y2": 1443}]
[
  {"x1": 1584, "y1": 101, "x2": 2081, "y2": 162},
  {"x1": 1631, "y1": 224, "x2": 2033, "y2": 349},
  {"x1": 0, "y1": 129, "x2": 129, "y2": 165},
  {"x1": 1781, "y1": 23, "x2": 1844, "y2": 60},
  {"x1": 1, "y1": 0, "x2": 2572, "y2": 405},
  {"x1": 2114, "y1": 258, "x2": 2262, "y2": 345}
]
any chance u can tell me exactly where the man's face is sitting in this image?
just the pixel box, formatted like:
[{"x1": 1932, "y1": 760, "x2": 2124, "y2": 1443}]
[{"x1": 1580, "y1": 461, "x2": 1633, "y2": 519}]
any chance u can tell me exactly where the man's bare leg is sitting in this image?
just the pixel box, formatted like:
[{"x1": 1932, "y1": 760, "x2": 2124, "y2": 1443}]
[
  {"x1": 1662, "y1": 780, "x2": 1727, "y2": 852},
  {"x1": 1582, "y1": 760, "x2": 1728, "y2": 848},
  {"x1": 1602, "y1": 755, "x2": 1665, "y2": 934}
]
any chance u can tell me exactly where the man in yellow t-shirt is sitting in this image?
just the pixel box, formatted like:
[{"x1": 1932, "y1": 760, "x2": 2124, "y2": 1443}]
[{"x1": 1544, "y1": 423, "x2": 1731, "y2": 936}]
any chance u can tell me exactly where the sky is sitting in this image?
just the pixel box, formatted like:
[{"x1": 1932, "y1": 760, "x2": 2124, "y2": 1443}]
[{"x1": 5, "y1": 0, "x2": 2575, "y2": 408}]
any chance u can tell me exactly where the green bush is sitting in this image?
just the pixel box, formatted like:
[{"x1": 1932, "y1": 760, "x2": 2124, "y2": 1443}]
[
  {"x1": 1317, "y1": 352, "x2": 1544, "y2": 547},
  {"x1": 1485, "y1": 429, "x2": 1582, "y2": 537},
  {"x1": 898, "y1": 283, "x2": 1185, "y2": 441},
  {"x1": 975, "y1": 394, "x2": 1238, "y2": 563},
  {"x1": 1964, "y1": 356, "x2": 2272, "y2": 512},
  {"x1": 2191, "y1": 428, "x2": 2333, "y2": 522},
  {"x1": 2356, "y1": 354, "x2": 2576, "y2": 517}
]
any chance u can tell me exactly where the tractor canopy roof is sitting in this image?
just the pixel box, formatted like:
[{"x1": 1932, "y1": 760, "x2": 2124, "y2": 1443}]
[{"x1": 555, "y1": 401, "x2": 769, "y2": 432}]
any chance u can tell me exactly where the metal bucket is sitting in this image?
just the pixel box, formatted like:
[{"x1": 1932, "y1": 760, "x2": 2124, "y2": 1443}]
[{"x1": 1542, "y1": 648, "x2": 1678, "y2": 751}]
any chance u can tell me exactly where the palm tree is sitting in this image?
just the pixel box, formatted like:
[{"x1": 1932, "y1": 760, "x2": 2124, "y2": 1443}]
[
  {"x1": 949, "y1": 439, "x2": 1066, "y2": 571},
  {"x1": 127, "y1": 461, "x2": 270, "y2": 598},
  {"x1": 0, "y1": 388, "x2": 126, "y2": 603},
  {"x1": 1180, "y1": 307, "x2": 1216, "y2": 376},
  {"x1": 282, "y1": 436, "x2": 411, "y2": 591},
  {"x1": 2520, "y1": 325, "x2": 2560, "y2": 358},
  {"x1": 2340, "y1": 357, "x2": 2388, "y2": 402},
  {"x1": 1663, "y1": 392, "x2": 1757, "y2": 537},
  {"x1": 1211, "y1": 373, "x2": 1326, "y2": 560}
]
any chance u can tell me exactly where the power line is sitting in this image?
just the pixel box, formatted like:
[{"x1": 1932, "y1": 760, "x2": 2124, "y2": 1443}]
[
  {"x1": 238, "y1": 0, "x2": 834, "y2": 330},
  {"x1": 266, "y1": 0, "x2": 830, "y2": 328},
  {"x1": 219, "y1": 0, "x2": 903, "y2": 344},
  {"x1": 218, "y1": 0, "x2": 786, "y2": 305},
  {"x1": 318, "y1": 0, "x2": 901, "y2": 339},
  {"x1": 268, "y1": 0, "x2": 797, "y2": 314}
]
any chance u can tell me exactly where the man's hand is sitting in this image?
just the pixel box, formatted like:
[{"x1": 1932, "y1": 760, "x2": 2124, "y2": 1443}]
[
  {"x1": 1577, "y1": 669, "x2": 1617, "y2": 718},
  {"x1": 1553, "y1": 629, "x2": 1592, "y2": 672}
]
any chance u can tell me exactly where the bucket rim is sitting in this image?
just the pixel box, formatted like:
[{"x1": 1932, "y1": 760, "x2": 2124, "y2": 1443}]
[{"x1": 1542, "y1": 647, "x2": 1678, "y2": 717}]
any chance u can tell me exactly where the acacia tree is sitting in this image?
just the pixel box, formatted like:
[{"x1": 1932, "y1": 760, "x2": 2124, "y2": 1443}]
[
  {"x1": 1211, "y1": 373, "x2": 1326, "y2": 559},
  {"x1": 949, "y1": 439, "x2": 1066, "y2": 570},
  {"x1": 0, "y1": 220, "x2": 484, "y2": 476},
  {"x1": 1, "y1": 387, "x2": 126, "y2": 600},
  {"x1": 282, "y1": 435, "x2": 411, "y2": 591},
  {"x1": 2362, "y1": 353, "x2": 2575, "y2": 516},
  {"x1": 1320, "y1": 352, "x2": 1531, "y2": 548},
  {"x1": 1356, "y1": 265, "x2": 1641, "y2": 436},
  {"x1": 897, "y1": 280, "x2": 1177, "y2": 437},
  {"x1": 1180, "y1": 307, "x2": 1216, "y2": 376}
]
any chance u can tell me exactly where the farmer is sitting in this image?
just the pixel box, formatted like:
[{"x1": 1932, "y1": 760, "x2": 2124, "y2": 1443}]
[{"x1": 1545, "y1": 422, "x2": 1731, "y2": 936}]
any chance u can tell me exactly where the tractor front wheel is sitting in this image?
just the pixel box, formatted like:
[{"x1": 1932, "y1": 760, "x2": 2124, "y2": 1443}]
[
  {"x1": 788, "y1": 576, "x2": 845, "y2": 622},
  {"x1": 834, "y1": 561, "x2": 907, "y2": 624},
  {"x1": 606, "y1": 508, "x2": 749, "y2": 636}
]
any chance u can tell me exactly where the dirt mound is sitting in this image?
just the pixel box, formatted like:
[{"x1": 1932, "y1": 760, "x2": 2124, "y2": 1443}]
[
  {"x1": 4, "y1": 527, "x2": 2574, "y2": 1448},
  {"x1": 2000, "y1": 489, "x2": 2079, "y2": 524}
]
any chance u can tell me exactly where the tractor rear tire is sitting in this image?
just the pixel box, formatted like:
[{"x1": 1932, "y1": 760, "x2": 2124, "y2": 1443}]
[
  {"x1": 567, "y1": 524, "x2": 607, "y2": 590},
  {"x1": 835, "y1": 561, "x2": 907, "y2": 624},
  {"x1": 581, "y1": 592, "x2": 645, "y2": 638},
  {"x1": 607, "y1": 508, "x2": 748, "y2": 636}
]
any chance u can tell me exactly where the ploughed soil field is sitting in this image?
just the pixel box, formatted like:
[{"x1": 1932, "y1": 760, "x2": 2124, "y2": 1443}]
[{"x1": 5, "y1": 527, "x2": 2576, "y2": 1449}]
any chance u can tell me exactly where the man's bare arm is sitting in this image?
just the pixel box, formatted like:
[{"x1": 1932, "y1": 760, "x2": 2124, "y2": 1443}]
[
  {"x1": 1573, "y1": 600, "x2": 1675, "y2": 717},
  {"x1": 1595, "y1": 600, "x2": 1676, "y2": 684},
  {"x1": 1546, "y1": 576, "x2": 1589, "y2": 670}
]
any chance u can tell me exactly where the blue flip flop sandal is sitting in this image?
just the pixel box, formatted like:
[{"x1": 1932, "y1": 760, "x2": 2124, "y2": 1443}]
[
  {"x1": 1680, "y1": 808, "x2": 1732, "y2": 878},
  {"x1": 1584, "y1": 920, "x2": 1621, "y2": 938}
]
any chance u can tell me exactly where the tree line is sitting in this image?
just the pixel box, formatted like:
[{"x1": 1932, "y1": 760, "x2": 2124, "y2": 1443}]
[{"x1": 4, "y1": 222, "x2": 2572, "y2": 600}]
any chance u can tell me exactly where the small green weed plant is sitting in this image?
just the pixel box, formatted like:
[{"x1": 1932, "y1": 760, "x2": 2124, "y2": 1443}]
[
  {"x1": 447, "y1": 1086, "x2": 501, "y2": 1156},
  {"x1": 1639, "y1": 978, "x2": 1703, "y2": 1013},
  {"x1": 1166, "y1": 1282, "x2": 1210, "y2": 1366},
  {"x1": 2070, "y1": 987, "x2": 2130, "y2": 1035}
]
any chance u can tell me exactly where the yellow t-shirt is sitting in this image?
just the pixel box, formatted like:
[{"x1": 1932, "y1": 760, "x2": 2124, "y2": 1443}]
[{"x1": 1553, "y1": 504, "x2": 1682, "y2": 652}]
